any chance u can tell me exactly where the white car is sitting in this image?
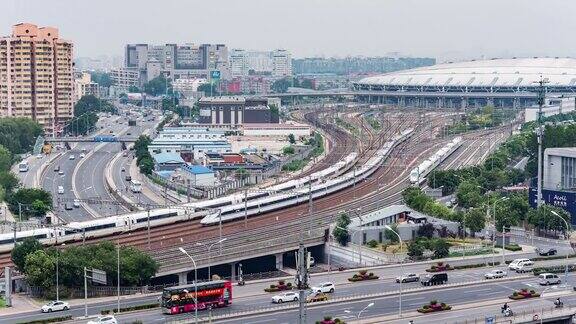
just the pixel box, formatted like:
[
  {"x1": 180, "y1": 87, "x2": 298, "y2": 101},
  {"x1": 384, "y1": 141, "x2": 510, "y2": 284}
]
[
  {"x1": 508, "y1": 258, "x2": 533, "y2": 271},
  {"x1": 41, "y1": 300, "x2": 69, "y2": 313},
  {"x1": 311, "y1": 282, "x2": 335, "y2": 294},
  {"x1": 57, "y1": 186, "x2": 64, "y2": 194},
  {"x1": 87, "y1": 315, "x2": 117, "y2": 324},
  {"x1": 73, "y1": 199, "x2": 81, "y2": 208},
  {"x1": 485, "y1": 269, "x2": 507, "y2": 279},
  {"x1": 69, "y1": 155, "x2": 75, "y2": 160},
  {"x1": 79, "y1": 153, "x2": 85, "y2": 158},
  {"x1": 396, "y1": 273, "x2": 420, "y2": 283},
  {"x1": 271, "y1": 291, "x2": 299, "y2": 304},
  {"x1": 58, "y1": 170, "x2": 64, "y2": 175}
]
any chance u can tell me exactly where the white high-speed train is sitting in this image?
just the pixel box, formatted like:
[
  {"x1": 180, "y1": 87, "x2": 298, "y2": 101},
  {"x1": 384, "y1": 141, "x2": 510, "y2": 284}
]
[
  {"x1": 0, "y1": 152, "x2": 359, "y2": 252},
  {"x1": 409, "y1": 137, "x2": 462, "y2": 185},
  {"x1": 200, "y1": 129, "x2": 414, "y2": 225}
]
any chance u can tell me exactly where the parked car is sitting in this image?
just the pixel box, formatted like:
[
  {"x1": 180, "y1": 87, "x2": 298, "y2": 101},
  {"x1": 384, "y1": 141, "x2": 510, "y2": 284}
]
[
  {"x1": 68, "y1": 155, "x2": 75, "y2": 160},
  {"x1": 58, "y1": 170, "x2": 64, "y2": 175},
  {"x1": 54, "y1": 165, "x2": 60, "y2": 172},
  {"x1": 87, "y1": 315, "x2": 117, "y2": 324},
  {"x1": 271, "y1": 291, "x2": 299, "y2": 304},
  {"x1": 484, "y1": 269, "x2": 507, "y2": 279},
  {"x1": 64, "y1": 203, "x2": 73, "y2": 210},
  {"x1": 73, "y1": 199, "x2": 81, "y2": 208},
  {"x1": 539, "y1": 273, "x2": 561, "y2": 285},
  {"x1": 79, "y1": 153, "x2": 85, "y2": 158},
  {"x1": 396, "y1": 273, "x2": 419, "y2": 283},
  {"x1": 420, "y1": 273, "x2": 448, "y2": 286},
  {"x1": 508, "y1": 259, "x2": 533, "y2": 271},
  {"x1": 57, "y1": 186, "x2": 64, "y2": 194},
  {"x1": 125, "y1": 175, "x2": 132, "y2": 181},
  {"x1": 537, "y1": 247, "x2": 557, "y2": 256},
  {"x1": 311, "y1": 282, "x2": 335, "y2": 294},
  {"x1": 306, "y1": 292, "x2": 328, "y2": 303},
  {"x1": 41, "y1": 300, "x2": 69, "y2": 313}
]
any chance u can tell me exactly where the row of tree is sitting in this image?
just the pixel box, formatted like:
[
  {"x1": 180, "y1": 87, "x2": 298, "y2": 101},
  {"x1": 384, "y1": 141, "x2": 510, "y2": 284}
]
[
  {"x1": 12, "y1": 238, "x2": 158, "y2": 297},
  {"x1": 64, "y1": 95, "x2": 117, "y2": 136},
  {"x1": 134, "y1": 135, "x2": 154, "y2": 175}
]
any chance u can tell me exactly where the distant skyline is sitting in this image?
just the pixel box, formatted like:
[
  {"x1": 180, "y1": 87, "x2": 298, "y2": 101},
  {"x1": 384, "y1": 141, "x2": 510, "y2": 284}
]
[{"x1": 3, "y1": 0, "x2": 575, "y2": 62}]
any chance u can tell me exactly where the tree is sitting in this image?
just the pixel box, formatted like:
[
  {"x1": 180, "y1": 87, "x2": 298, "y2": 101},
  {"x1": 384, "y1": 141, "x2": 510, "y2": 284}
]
[
  {"x1": 432, "y1": 239, "x2": 450, "y2": 259},
  {"x1": 407, "y1": 242, "x2": 424, "y2": 259},
  {"x1": 333, "y1": 212, "x2": 351, "y2": 246},
  {"x1": 31, "y1": 199, "x2": 51, "y2": 217},
  {"x1": 0, "y1": 171, "x2": 19, "y2": 194},
  {"x1": 134, "y1": 135, "x2": 152, "y2": 158},
  {"x1": 271, "y1": 78, "x2": 292, "y2": 93},
  {"x1": 143, "y1": 76, "x2": 170, "y2": 96},
  {"x1": 288, "y1": 134, "x2": 296, "y2": 145},
  {"x1": 128, "y1": 85, "x2": 140, "y2": 93},
  {"x1": 283, "y1": 146, "x2": 295, "y2": 155},
  {"x1": 139, "y1": 155, "x2": 154, "y2": 175},
  {"x1": 89, "y1": 72, "x2": 114, "y2": 87},
  {"x1": 235, "y1": 168, "x2": 249, "y2": 180},
  {"x1": 24, "y1": 250, "x2": 55, "y2": 289},
  {"x1": 456, "y1": 181, "x2": 483, "y2": 209},
  {"x1": 0, "y1": 145, "x2": 13, "y2": 172},
  {"x1": 464, "y1": 208, "x2": 486, "y2": 237},
  {"x1": 384, "y1": 224, "x2": 399, "y2": 243},
  {"x1": 7, "y1": 188, "x2": 52, "y2": 219},
  {"x1": 417, "y1": 223, "x2": 435, "y2": 239},
  {"x1": 11, "y1": 238, "x2": 43, "y2": 271}
]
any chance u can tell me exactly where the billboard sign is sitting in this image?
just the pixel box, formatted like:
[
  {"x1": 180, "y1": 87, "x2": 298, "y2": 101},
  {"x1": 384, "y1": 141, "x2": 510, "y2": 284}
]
[
  {"x1": 529, "y1": 187, "x2": 576, "y2": 222},
  {"x1": 210, "y1": 70, "x2": 221, "y2": 80},
  {"x1": 90, "y1": 268, "x2": 107, "y2": 285}
]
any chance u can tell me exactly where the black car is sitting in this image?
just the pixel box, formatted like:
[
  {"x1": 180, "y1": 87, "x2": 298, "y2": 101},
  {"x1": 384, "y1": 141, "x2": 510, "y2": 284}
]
[
  {"x1": 64, "y1": 203, "x2": 73, "y2": 210},
  {"x1": 538, "y1": 248, "x2": 557, "y2": 256},
  {"x1": 421, "y1": 273, "x2": 448, "y2": 286},
  {"x1": 125, "y1": 175, "x2": 132, "y2": 181}
]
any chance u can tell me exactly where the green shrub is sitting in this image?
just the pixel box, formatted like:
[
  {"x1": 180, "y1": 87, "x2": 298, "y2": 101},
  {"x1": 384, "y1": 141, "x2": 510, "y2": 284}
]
[
  {"x1": 101, "y1": 303, "x2": 158, "y2": 315},
  {"x1": 366, "y1": 240, "x2": 378, "y2": 248},
  {"x1": 19, "y1": 316, "x2": 73, "y2": 324}
]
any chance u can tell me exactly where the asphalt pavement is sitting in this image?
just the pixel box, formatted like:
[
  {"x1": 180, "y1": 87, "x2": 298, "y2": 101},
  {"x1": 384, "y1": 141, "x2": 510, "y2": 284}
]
[{"x1": 3, "y1": 254, "x2": 576, "y2": 323}]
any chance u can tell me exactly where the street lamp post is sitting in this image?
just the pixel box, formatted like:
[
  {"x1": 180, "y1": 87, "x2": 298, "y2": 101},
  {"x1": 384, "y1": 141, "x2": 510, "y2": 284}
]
[
  {"x1": 492, "y1": 197, "x2": 508, "y2": 266},
  {"x1": 196, "y1": 238, "x2": 227, "y2": 280},
  {"x1": 550, "y1": 210, "x2": 570, "y2": 285},
  {"x1": 178, "y1": 247, "x2": 198, "y2": 324},
  {"x1": 385, "y1": 225, "x2": 403, "y2": 317},
  {"x1": 345, "y1": 302, "x2": 375, "y2": 323},
  {"x1": 56, "y1": 242, "x2": 65, "y2": 301}
]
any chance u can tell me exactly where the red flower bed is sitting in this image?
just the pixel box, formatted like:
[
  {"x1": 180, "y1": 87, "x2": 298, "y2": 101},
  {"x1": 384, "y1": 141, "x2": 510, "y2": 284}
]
[
  {"x1": 417, "y1": 300, "x2": 452, "y2": 313},
  {"x1": 425, "y1": 262, "x2": 455, "y2": 272},
  {"x1": 509, "y1": 288, "x2": 540, "y2": 300},
  {"x1": 348, "y1": 270, "x2": 379, "y2": 282},
  {"x1": 264, "y1": 280, "x2": 294, "y2": 292}
]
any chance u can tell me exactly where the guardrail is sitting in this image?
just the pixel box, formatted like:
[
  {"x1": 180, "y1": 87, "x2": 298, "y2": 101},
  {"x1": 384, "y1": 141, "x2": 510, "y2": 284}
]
[{"x1": 454, "y1": 304, "x2": 576, "y2": 324}]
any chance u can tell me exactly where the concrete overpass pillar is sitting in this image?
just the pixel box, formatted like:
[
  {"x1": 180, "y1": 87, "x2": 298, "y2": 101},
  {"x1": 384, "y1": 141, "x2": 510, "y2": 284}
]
[
  {"x1": 461, "y1": 98, "x2": 468, "y2": 109},
  {"x1": 231, "y1": 262, "x2": 237, "y2": 281},
  {"x1": 275, "y1": 253, "x2": 284, "y2": 270},
  {"x1": 178, "y1": 271, "x2": 188, "y2": 285},
  {"x1": 487, "y1": 98, "x2": 494, "y2": 107}
]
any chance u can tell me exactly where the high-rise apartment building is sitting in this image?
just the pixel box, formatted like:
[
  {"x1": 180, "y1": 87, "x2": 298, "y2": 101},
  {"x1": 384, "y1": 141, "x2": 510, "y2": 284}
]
[
  {"x1": 230, "y1": 49, "x2": 248, "y2": 77},
  {"x1": 0, "y1": 23, "x2": 74, "y2": 132},
  {"x1": 271, "y1": 49, "x2": 292, "y2": 77}
]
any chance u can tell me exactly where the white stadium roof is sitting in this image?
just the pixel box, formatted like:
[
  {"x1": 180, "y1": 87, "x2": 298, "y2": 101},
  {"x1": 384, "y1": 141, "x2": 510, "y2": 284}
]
[{"x1": 357, "y1": 57, "x2": 576, "y2": 88}]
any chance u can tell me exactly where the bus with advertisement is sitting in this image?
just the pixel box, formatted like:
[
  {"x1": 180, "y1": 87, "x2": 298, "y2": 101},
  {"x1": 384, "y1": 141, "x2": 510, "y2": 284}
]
[{"x1": 161, "y1": 280, "x2": 232, "y2": 315}]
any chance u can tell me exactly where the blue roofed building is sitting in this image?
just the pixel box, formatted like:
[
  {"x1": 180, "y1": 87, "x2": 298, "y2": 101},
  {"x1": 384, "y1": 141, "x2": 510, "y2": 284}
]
[
  {"x1": 181, "y1": 164, "x2": 216, "y2": 187},
  {"x1": 152, "y1": 152, "x2": 185, "y2": 171}
]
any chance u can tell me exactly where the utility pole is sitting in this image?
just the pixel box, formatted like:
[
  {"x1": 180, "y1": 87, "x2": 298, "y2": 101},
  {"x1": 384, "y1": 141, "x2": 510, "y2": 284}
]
[
  {"x1": 536, "y1": 76, "x2": 549, "y2": 208},
  {"x1": 295, "y1": 243, "x2": 309, "y2": 324}
]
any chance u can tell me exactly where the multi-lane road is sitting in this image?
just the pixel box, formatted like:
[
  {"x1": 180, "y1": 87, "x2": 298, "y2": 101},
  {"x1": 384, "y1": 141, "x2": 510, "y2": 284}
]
[
  {"x1": 19, "y1": 110, "x2": 160, "y2": 223},
  {"x1": 1, "y1": 250, "x2": 573, "y2": 323}
]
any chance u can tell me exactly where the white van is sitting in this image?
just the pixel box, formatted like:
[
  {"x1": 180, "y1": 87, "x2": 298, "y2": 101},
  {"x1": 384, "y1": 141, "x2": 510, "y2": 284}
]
[
  {"x1": 539, "y1": 273, "x2": 561, "y2": 285},
  {"x1": 508, "y1": 258, "x2": 533, "y2": 271}
]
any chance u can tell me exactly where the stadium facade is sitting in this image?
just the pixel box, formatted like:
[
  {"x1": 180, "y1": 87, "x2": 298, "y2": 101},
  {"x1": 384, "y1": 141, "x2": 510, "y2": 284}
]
[{"x1": 354, "y1": 57, "x2": 576, "y2": 108}]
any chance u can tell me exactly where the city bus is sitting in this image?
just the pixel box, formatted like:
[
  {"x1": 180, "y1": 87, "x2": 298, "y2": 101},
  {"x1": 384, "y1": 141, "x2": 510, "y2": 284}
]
[
  {"x1": 161, "y1": 280, "x2": 232, "y2": 315},
  {"x1": 18, "y1": 161, "x2": 29, "y2": 172},
  {"x1": 130, "y1": 180, "x2": 142, "y2": 193}
]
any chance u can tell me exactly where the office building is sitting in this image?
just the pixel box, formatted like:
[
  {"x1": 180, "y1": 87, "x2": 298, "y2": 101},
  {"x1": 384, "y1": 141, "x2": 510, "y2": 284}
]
[
  {"x1": 544, "y1": 148, "x2": 576, "y2": 191},
  {"x1": 271, "y1": 49, "x2": 292, "y2": 77},
  {"x1": 230, "y1": 49, "x2": 248, "y2": 77},
  {"x1": 110, "y1": 67, "x2": 140, "y2": 90},
  {"x1": 197, "y1": 96, "x2": 279, "y2": 125},
  {"x1": 0, "y1": 23, "x2": 74, "y2": 131},
  {"x1": 124, "y1": 43, "x2": 230, "y2": 86}
]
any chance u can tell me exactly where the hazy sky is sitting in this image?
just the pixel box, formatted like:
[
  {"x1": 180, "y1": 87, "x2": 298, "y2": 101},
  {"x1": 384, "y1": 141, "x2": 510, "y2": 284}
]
[{"x1": 3, "y1": 0, "x2": 574, "y2": 61}]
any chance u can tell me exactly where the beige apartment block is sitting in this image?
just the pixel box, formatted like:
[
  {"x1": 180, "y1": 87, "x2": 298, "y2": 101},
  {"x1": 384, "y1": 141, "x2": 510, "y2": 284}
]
[{"x1": 0, "y1": 23, "x2": 74, "y2": 133}]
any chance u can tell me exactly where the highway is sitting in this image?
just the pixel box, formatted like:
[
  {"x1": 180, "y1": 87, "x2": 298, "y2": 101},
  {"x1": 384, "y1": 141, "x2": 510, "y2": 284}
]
[
  {"x1": 1, "y1": 255, "x2": 573, "y2": 323},
  {"x1": 41, "y1": 111, "x2": 159, "y2": 222}
]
